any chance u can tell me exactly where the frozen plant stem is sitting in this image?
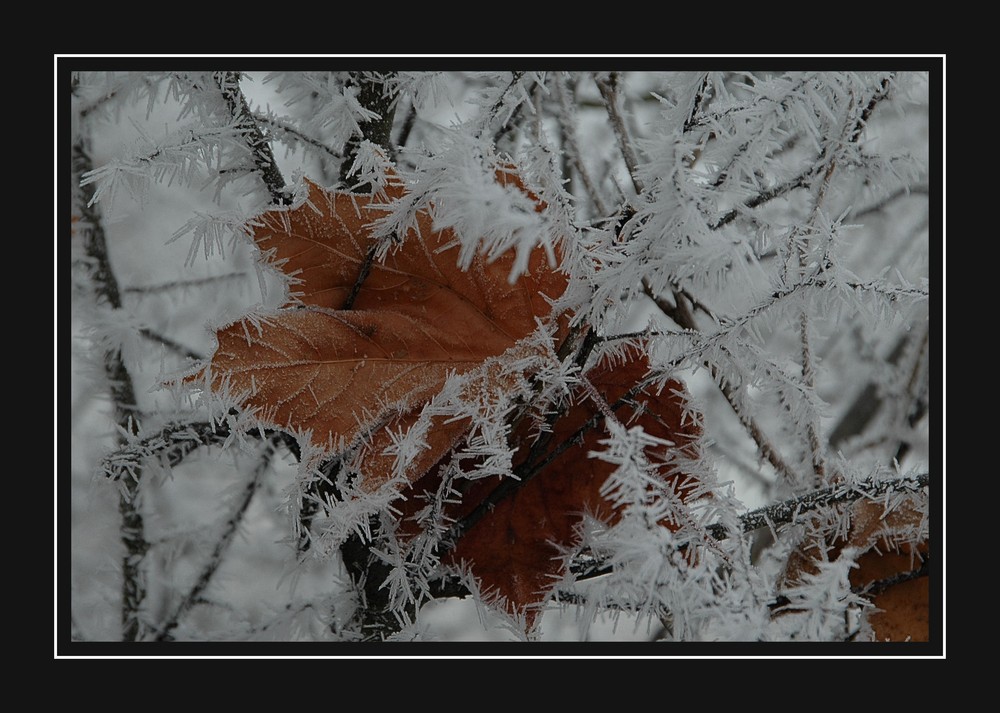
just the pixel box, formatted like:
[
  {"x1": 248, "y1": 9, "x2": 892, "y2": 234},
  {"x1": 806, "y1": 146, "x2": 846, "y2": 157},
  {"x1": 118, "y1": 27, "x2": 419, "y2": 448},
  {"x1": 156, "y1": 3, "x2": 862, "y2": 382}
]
[{"x1": 73, "y1": 132, "x2": 148, "y2": 642}]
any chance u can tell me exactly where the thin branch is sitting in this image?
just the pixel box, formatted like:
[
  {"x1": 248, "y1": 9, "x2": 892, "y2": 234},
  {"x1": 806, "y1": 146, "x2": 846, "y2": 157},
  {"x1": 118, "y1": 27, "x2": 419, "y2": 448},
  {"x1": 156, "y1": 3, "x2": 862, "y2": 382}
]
[
  {"x1": 851, "y1": 183, "x2": 929, "y2": 220},
  {"x1": 138, "y1": 328, "x2": 203, "y2": 361},
  {"x1": 800, "y1": 312, "x2": 827, "y2": 483},
  {"x1": 339, "y1": 71, "x2": 400, "y2": 188},
  {"x1": 710, "y1": 171, "x2": 813, "y2": 230},
  {"x1": 433, "y1": 328, "x2": 600, "y2": 557},
  {"x1": 395, "y1": 100, "x2": 417, "y2": 150},
  {"x1": 595, "y1": 72, "x2": 645, "y2": 195},
  {"x1": 487, "y1": 71, "x2": 527, "y2": 142},
  {"x1": 712, "y1": 472, "x2": 929, "y2": 540},
  {"x1": 682, "y1": 73, "x2": 712, "y2": 133},
  {"x1": 859, "y1": 554, "x2": 928, "y2": 597},
  {"x1": 554, "y1": 74, "x2": 610, "y2": 217},
  {"x1": 100, "y1": 418, "x2": 300, "y2": 482},
  {"x1": 640, "y1": 279, "x2": 799, "y2": 484},
  {"x1": 74, "y1": 128, "x2": 148, "y2": 642},
  {"x1": 571, "y1": 473, "x2": 930, "y2": 580},
  {"x1": 214, "y1": 71, "x2": 289, "y2": 205},
  {"x1": 894, "y1": 325, "x2": 930, "y2": 463},
  {"x1": 253, "y1": 112, "x2": 341, "y2": 160},
  {"x1": 849, "y1": 74, "x2": 895, "y2": 144},
  {"x1": 123, "y1": 272, "x2": 247, "y2": 295},
  {"x1": 154, "y1": 436, "x2": 276, "y2": 641}
]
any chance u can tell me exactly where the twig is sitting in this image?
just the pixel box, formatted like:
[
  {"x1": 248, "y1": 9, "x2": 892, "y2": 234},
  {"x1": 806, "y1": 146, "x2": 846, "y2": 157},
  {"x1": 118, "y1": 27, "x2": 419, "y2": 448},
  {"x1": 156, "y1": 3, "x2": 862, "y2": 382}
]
[
  {"x1": 800, "y1": 312, "x2": 827, "y2": 483},
  {"x1": 894, "y1": 325, "x2": 930, "y2": 463},
  {"x1": 707, "y1": 472, "x2": 928, "y2": 540},
  {"x1": 154, "y1": 435, "x2": 277, "y2": 641},
  {"x1": 595, "y1": 72, "x2": 645, "y2": 195},
  {"x1": 710, "y1": 171, "x2": 812, "y2": 230},
  {"x1": 851, "y1": 183, "x2": 929, "y2": 220},
  {"x1": 434, "y1": 328, "x2": 601, "y2": 555},
  {"x1": 214, "y1": 72, "x2": 289, "y2": 205},
  {"x1": 859, "y1": 554, "x2": 928, "y2": 597},
  {"x1": 74, "y1": 128, "x2": 148, "y2": 642},
  {"x1": 486, "y1": 71, "x2": 527, "y2": 142},
  {"x1": 682, "y1": 73, "x2": 712, "y2": 133},
  {"x1": 123, "y1": 272, "x2": 247, "y2": 295},
  {"x1": 554, "y1": 74, "x2": 610, "y2": 217},
  {"x1": 138, "y1": 328, "x2": 202, "y2": 361},
  {"x1": 253, "y1": 112, "x2": 341, "y2": 161},
  {"x1": 339, "y1": 71, "x2": 399, "y2": 188},
  {"x1": 395, "y1": 100, "x2": 417, "y2": 150},
  {"x1": 571, "y1": 473, "x2": 930, "y2": 580},
  {"x1": 100, "y1": 419, "x2": 300, "y2": 481},
  {"x1": 640, "y1": 279, "x2": 799, "y2": 485}
]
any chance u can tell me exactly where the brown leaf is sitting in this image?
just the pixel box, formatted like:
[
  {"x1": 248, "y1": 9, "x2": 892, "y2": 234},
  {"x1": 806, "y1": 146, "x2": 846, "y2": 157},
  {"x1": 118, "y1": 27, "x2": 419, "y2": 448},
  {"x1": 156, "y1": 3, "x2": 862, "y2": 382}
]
[
  {"x1": 395, "y1": 350, "x2": 703, "y2": 627},
  {"x1": 207, "y1": 173, "x2": 567, "y2": 491},
  {"x1": 780, "y1": 493, "x2": 929, "y2": 641}
]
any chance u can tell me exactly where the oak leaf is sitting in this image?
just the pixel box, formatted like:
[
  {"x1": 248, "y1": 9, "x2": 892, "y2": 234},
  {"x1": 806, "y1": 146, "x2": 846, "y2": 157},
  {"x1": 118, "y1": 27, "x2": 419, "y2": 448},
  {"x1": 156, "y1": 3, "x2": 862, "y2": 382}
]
[{"x1": 207, "y1": 171, "x2": 567, "y2": 492}]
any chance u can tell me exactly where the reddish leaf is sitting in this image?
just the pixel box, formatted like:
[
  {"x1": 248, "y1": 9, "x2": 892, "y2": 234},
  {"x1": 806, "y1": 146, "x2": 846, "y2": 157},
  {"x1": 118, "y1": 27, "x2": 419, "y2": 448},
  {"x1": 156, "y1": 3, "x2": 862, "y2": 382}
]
[
  {"x1": 781, "y1": 495, "x2": 929, "y2": 641},
  {"x1": 204, "y1": 166, "x2": 705, "y2": 629},
  {"x1": 207, "y1": 173, "x2": 567, "y2": 490},
  {"x1": 395, "y1": 351, "x2": 702, "y2": 627}
]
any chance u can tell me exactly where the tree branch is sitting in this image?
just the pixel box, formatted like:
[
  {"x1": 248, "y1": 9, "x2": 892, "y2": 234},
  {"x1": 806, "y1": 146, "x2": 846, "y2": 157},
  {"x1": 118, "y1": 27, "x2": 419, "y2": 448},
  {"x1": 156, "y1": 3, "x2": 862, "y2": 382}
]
[
  {"x1": 100, "y1": 418, "x2": 300, "y2": 482},
  {"x1": 74, "y1": 127, "x2": 148, "y2": 642},
  {"x1": 137, "y1": 328, "x2": 202, "y2": 361},
  {"x1": 595, "y1": 72, "x2": 645, "y2": 196},
  {"x1": 253, "y1": 111, "x2": 342, "y2": 161},
  {"x1": 339, "y1": 71, "x2": 399, "y2": 189},
  {"x1": 154, "y1": 435, "x2": 276, "y2": 641},
  {"x1": 571, "y1": 473, "x2": 930, "y2": 580},
  {"x1": 214, "y1": 71, "x2": 289, "y2": 205}
]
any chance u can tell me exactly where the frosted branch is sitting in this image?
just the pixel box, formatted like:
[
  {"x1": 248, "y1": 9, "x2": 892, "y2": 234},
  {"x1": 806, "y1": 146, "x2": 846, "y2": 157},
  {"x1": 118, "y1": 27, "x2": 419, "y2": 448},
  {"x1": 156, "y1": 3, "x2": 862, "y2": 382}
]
[
  {"x1": 154, "y1": 436, "x2": 277, "y2": 641},
  {"x1": 100, "y1": 419, "x2": 299, "y2": 482},
  {"x1": 74, "y1": 126, "x2": 148, "y2": 641},
  {"x1": 554, "y1": 75, "x2": 610, "y2": 217},
  {"x1": 253, "y1": 111, "x2": 342, "y2": 160},
  {"x1": 571, "y1": 473, "x2": 930, "y2": 579},
  {"x1": 595, "y1": 72, "x2": 645, "y2": 195},
  {"x1": 214, "y1": 71, "x2": 289, "y2": 205}
]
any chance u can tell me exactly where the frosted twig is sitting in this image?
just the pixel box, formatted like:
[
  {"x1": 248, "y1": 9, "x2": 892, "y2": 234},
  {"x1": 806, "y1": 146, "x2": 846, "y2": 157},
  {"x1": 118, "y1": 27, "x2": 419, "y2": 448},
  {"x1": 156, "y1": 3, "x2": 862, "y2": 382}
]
[
  {"x1": 100, "y1": 419, "x2": 300, "y2": 481},
  {"x1": 595, "y1": 72, "x2": 645, "y2": 195},
  {"x1": 137, "y1": 328, "x2": 203, "y2": 361},
  {"x1": 253, "y1": 112, "x2": 342, "y2": 160},
  {"x1": 123, "y1": 272, "x2": 247, "y2": 295},
  {"x1": 554, "y1": 74, "x2": 610, "y2": 217},
  {"x1": 74, "y1": 127, "x2": 148, "y2": 642},
  {"x1": 214, "y1": 71, "x2": 289, "y2": 205},
  {"x1": 395, "y1": 99, "x2": 417, "y2": 150},
  {"x1": 800, "y1": 312, "x2": 827, "y2": 483},
  {"x1": 571, "y1": 473, "x2": 930, "y2": 579},
  {"x1": 641, "y1": 279, "x2": 799, "y2": 485},
  {"x1": 154, "y1": 436, "x2": 277, "y2": 641},
  {"x1": 485, "y1": 71, "x2": 527, "y2": 141}
]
